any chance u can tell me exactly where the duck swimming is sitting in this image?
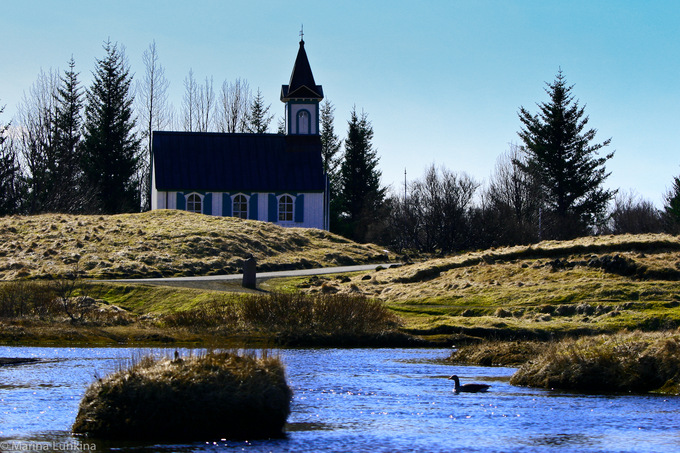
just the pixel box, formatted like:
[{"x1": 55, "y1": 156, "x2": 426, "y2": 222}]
[{"x1": 449, "y1": 375, "x2": 490, "y2": 393}]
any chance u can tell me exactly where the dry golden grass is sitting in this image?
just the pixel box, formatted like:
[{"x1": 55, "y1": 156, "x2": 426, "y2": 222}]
[
  {"x1": 510, "y1": 331, "x2": 680, "y2": 393},
  {"x1": 73, "y1": 350, "x2": 291, "y2": 440},
  {"x1": 294, "y1": 234, "x2": 680, "y2": 337},
  {"x1": 0, "y1": 210, "x2": 389, "y2": 280}
]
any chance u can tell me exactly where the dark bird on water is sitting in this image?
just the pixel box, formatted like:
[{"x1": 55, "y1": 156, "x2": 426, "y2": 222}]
[{"x1": 449, "y1": 375, "x2": 490, "y2": 393}]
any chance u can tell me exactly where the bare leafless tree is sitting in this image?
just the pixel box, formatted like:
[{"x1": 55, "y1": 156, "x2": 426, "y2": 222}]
[
  {"x1": 195, "y1": 76, "x2": 215, "y2": 132},
  {"x1": 216, "y1": 78, "x2": 252, "y2": 133},
  {"x1": 182, "y1": 69, "x2": 198, "y2": 132},
  {"x1": 389, "y1": 164, "x2": 478, "y2": 253},
  {"x1": 16, "y1": 69, "x2": 59, "y2": 213},
  {"x1": 137, "y1": 41, "x2": 170, "y2": 210},
  {"x1": 484, "y1": 143, "x2": 542, "y2": 243},
  {"x1": 608, "y1": 190, "x2": 663, "y2": 234}
]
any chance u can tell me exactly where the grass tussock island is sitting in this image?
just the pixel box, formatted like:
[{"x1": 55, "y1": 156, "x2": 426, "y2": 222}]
[
  {"x1": 0, "y1": 210, "x2": 389, "y2": 280},
  {"x1": 509, "y1": 331, "x2": 680, "y2": 394},
  {"x1": 72, "y1": 350, "x2": 291, "y2": 441}
]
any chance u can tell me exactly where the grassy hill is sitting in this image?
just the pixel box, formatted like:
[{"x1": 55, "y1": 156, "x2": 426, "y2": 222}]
[
  {"x1": 0, "y1": 210, "x2": 390, "y2": 280},
  {"x1": 2, "y1": 211, "x2": 680, "y2": 348},
  {"x1": 290, "y1": 233, "x2": 680, "y2": 340}
]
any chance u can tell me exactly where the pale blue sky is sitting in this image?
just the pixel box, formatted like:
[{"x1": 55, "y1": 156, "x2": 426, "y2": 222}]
[{"x1": 1, "y1": 1, "x2": 678, "y2": 206}]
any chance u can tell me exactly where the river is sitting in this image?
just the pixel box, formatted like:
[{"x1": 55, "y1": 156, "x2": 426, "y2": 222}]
[{"x1": 1, "y1": 347, "x2": 679, "y2": 452}]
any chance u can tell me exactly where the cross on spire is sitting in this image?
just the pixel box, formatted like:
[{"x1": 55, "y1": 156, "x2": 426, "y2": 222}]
[{"x1": 299, "y1": 24, "x2": 304, "y2": 42}]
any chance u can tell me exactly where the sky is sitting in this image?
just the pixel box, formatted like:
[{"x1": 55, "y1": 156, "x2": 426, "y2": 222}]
[{"x1": 1, "y1": 0, "x2": 678, "y2": 207}]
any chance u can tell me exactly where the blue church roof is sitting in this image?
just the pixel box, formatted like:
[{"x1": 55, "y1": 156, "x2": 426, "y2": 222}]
[{"x1": 153, "y1": 131, "x2": 326, "y2": 193}]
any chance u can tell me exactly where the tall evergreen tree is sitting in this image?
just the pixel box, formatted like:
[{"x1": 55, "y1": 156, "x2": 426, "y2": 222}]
[
  {"x1": 664, "y1": 174, "x2": 680, "y2": 233},
  {"x1": 320, "y1": 100, "x2": 342, "y2": 182},
  {"x1": 319, "y1": 100, "x2": 343, "y2": 227},
  {"x1": 517, "y1": 70, "x2": 615, "y2": 239},
  {"x1": 0, "y1": 104, "x2": 26, "y2": 215},
  {"x1": 245, "y1": 88, "x2": 273, "y2": 133},
  {"x1": 81, "y1": 40, "x2": 141, "y2": 213},
  {"x1": 337, "y1": 107, "x2": 385, "y2": 241},
  {"x1": 52, "y1": 57, "x2": 86, "y2": 212}
]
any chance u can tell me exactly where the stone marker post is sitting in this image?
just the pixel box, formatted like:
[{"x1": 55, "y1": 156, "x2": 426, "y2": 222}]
[{"x1": 242, "y1": 255, "x2": 257, "y2": 289}]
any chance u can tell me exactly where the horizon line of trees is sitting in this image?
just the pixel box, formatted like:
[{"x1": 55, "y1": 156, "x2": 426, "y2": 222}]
[
  {"x1": 1, "y1": 40, "x2": 679, "y2": 251},
  {"x1": 381, "y1": 70, "x2": 680, "y2": 252}
]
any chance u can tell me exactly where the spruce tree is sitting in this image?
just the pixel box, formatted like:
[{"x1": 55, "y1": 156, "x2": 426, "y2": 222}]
[
  {"x1": 245, "y1": 88, "x2": 273, "y2": 133},
  {"x1": 517, "y1": 70, "x2": 615, "y2": 239},
  {"x1": 52, "y1": 57, "x2": 85, "y2": 212},
  {"x1": 320, "y1": 100, "x2": 343, "y2": 227},
  {"x1": 337, "y1": 107, "x2": 385, "y2": 241},
  {"x1": 0, "y1": 104, "x2": 26, "y2": 215},
  {"x1": 320, "y1": 100, "x2": 342, "y2": 182},
  {"x1": 81, "y1": 40, "x2": 141, "y2": 213},
  {"x1": 664, "y1": 174, "x2": 680, "y2": 233}
]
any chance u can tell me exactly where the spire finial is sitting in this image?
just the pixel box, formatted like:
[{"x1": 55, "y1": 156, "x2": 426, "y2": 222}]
[{"x1": 299, "y1": 24, "x2": 304, "y2": 43}]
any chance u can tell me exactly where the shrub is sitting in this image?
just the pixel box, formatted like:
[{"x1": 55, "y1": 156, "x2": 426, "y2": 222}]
[
  {"x1": 0, "y1": 281, "x2": 58, "y2": 318},
  {"x1": 163, "y1": 293, "x2": 401, "y2": 336}
]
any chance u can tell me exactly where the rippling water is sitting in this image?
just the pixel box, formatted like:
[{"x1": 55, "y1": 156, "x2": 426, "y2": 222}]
[{"x1": 1, "y1": 346, "x2": 679, "y2": 452}]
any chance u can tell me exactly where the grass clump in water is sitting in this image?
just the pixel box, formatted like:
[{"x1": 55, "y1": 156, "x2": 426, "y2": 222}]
[
  {"x1": 72, "y1": 350, "x2": 291, "y2": 440},
  {"x1": 449, "y1": 340, "x2": 548, "y2": 366},
  {"x1": 510, "y1": 331, "x2": 680, "y2": 393}
]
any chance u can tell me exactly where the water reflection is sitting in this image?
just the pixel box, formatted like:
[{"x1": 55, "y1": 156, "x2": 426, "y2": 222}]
[
  {"x1": 1, "y1": 347, "x2": 680, "y2": 452},
  {"x1": 525, "y1": 433, "x2": 597, "y2": 448}
]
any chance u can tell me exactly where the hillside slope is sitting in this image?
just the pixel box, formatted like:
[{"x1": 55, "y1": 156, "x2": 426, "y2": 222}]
[
  {"x1": 298, "y1": 234, "x2": 680, "y2": 337},
  {"x1": 0, "y1": 210, "x2": 389, "y2": 280}
]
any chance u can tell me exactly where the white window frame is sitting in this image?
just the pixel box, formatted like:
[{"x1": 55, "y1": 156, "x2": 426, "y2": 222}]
[
  {"x1": 232, "y1": 193, "x2": 249, "y2": 219},
  {"x1": 186, "y1": 193, "x2": 203, "y2": 214},
  {"x1": 278, "y1": 194, "x2": 295, "y2": 222}
]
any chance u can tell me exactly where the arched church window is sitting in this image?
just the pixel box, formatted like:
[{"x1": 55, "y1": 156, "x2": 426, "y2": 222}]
[
  {"x1": 186, "y1": 193, "x2": 202, "y2": 214},
  {"x1": 297, "y1": 110, "x2": 309, "y2": 134},
  {"x1": 278, "y1": 195, "x2": 294, "y2": 221},
  {"x1": 233, "y1": 194, "x2": 248, "y2": 219}
]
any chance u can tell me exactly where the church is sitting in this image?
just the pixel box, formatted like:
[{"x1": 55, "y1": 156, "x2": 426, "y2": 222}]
[{"x1": 151, "y1": 37, "x2": 329, "y2": 230}]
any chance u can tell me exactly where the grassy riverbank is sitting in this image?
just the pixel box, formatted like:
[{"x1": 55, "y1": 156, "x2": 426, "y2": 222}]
[
  {"x1": 289, "y1": 233, "x2": 680, "y2": 341},
  {"x1": 0, "y1": 282, "x2": 416, "y2": 347},
  {"x1": 1, "y1": 212, "x2": 680, "y2": 350}
]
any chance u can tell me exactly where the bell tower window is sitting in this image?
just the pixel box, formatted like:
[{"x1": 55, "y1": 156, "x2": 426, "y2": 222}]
[{"x1": 297, "y1": 110, "x2": 310, "y2": 134}]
